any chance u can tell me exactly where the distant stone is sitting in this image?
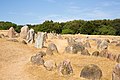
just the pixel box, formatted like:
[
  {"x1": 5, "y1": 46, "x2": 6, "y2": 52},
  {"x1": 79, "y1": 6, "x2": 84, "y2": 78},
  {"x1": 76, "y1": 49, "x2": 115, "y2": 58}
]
[
  {"x1": 7, "y1": 27, "x2": 17, "y2": 38},
  {"x1": 92, "y1": 51, "x2": 99, "y2": 56},
  {"x1": 81, "y1": 49, "x2": 90, "y2": 56},
  {"x1": 47, "y1": 43, "x2": 58, "y2": 53},
  {"x1": 31, "y1": 53, "x2": 44, "y2": 65},
  {"x1": 97, "y1": 40, "x2": 108, "y2": 50},
  {"x1": 64, "y1": 43, "x2": 85, "y2": 54},
  {"x1": 99, "y1": 49, "x2": 109, "y2": 58},
  {"x1": 116, "y1": 54, "x2": 120, "y2": 63},
  {"x1": 80, "y1": 64, "x2": 102, "y2": 80},
  {"x1": 0, "y1": 34, "x2": 5, "y2": 38},
  {"x1": 20, "y1": 26, "x2": 29, "y2": 39},
  {"x1": 84, "y1": 41, "x2": 91, "y2": 48},
  {"x1": 67, "y1": 37, "x2": 76, "y2": 45},
  {"x1": 21, "y1": 40, "x2": 27, "y2": 44},
  {"x1": 46, "y1": 48, "x2": 53, "y2": 55},
  {"x1": 58, "y1": 59, "x2": 73, "y2": 75},
  {"x1": 44, "y1": 60, "x2": 56, "y2": 71},
  {"x1": 112, "y1": 64, "x2": 120, "y2": 80}
]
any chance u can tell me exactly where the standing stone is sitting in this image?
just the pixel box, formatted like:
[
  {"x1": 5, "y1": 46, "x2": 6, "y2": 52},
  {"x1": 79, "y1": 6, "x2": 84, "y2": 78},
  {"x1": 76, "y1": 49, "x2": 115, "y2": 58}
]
[
  {"x1": 92, "y1": 51, "x2": 99, "y2": 57},
  {"x1": 67, "y1": 37, "x2": 76, "y2": 45},
  {"x1": 64, "y1": 43, "x2": 85, "y2": 54},
  {"x1": 35, "y1": 32, "x2": 45, "y2": 48},
  {"x1": 44, "y1": 60, "x2": 56, "y2": 71},
  {"x1": 99, "y1": 49, "x2": 109, "y2": 58},
  {"x1": 81, "y1": 49, "x2": 90, "y2": 56},
  {"x1": 98, "y1": 40, "x2": 108, "y2": 50},
  {"x1": 116, "y1": 54, "x2": 120, "y2": 63},
  {"x1": 58, "y1": 59, "x2": 73, "y2": 75},
  {"x1": 48, "y1": 43, "x2": 58, "y2": 53},
  {"x1": 7, "y1": 27, "x2": 16, "y2": 38},
  {"x1": 26, "y1": 28, "x2": 35, "y2": 44},
  {"x1": 31, "y1": 53, "x2": 44, "y2": 65},
  {"x1": 112, "y1": 64, "x2": 120, "y2": 80},
  {"x1": 20, "y1": 25, "x2": 29, "y2": 39},
  {"x1": 80, "y1": 64, "x2": 102, "y2": 80},
  {"x1": 84, "y1": 41, "x2": 91, "y2": 48}
]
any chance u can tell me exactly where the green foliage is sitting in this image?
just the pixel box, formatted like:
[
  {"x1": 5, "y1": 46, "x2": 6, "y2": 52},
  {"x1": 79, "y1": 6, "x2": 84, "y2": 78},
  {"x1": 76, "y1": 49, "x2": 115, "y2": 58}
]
[
  {"x1": 98, "y1": 25, "x2": 116, "y2": 35},
  {"x1": 62, "y1": 29, "x2": 74, "y2": 34},
  {"x1": 0, "y1": 19, "x2": 120, "y2": 35}
]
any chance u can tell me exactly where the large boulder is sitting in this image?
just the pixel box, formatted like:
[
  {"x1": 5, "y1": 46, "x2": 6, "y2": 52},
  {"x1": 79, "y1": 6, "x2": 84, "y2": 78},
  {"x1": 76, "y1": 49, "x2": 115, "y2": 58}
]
[
  {"x1": 20, "y1": 26, "x2": 29, "y2": 39},
  {"x1": 44, "y1": 60, "x2": 56, "y2": 71},
  {"x1": 58, "y1": 59, "x2": 73, "y2": 75},
  {"x1": 112, "y1": 64, "x2": 120, "y2": 80},
  {"x1": 64, "y1": 43, "x2": 85, "y2": 54},
  {"x1": 7, "y1": 27, "x2": 17, "y2": 38},
  {"x1": 31, "y1": 53, "x2": 44, "y2": 65},
  {"x1": 80, "y1": 64, "x2": 102, "y2": 80}
]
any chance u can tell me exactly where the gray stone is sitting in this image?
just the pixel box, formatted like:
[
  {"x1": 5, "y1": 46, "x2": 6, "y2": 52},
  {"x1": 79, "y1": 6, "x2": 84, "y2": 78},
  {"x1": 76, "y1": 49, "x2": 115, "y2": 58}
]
[
  {"x1": 47, "y1": 43, "x2": 58, "y2": 53},
  {"x1": 84, "y1": 41, "x2": 91, "y2": 48},
  {"x1": 26, "y1": 28, "x2": 35, "y2": 44},
  {"x1": 81, "y1": 49, "x2": 90, "y2": 56},
  {"x1": 35, "y1": 32, "x2": 45, "y2": 48},
  {"x1": 31, "y1": 53, "x2": 44, "y2": 65},
  {"x1": 97, "y1": 40, "x2": 108, "y2": 50},
  {"x1": 80, "y1": 64, "x2": 102, "y2": 80},
  {"x1": 0, "y1": 34, "x2": 5, "y2": 38},
  {"x1": 99, "y1": 49, "x2": 109, "y2": 58},
  {"x1": 20, "y1": 26, "x2": 29, "y2": 39},
  {"x1": 7, "y1": 27, "x2": 17, "y2": 38},
  {"x1": 112, "y1": 64, "x2": 120, "y2": 80},
  {"x1": 92, "y1": 51, "x2": 99, "y2": 56},
  {"x1": 58, "y1": 59, "x2": 73, "y2": 75},
  {"x1": 44, "y1": 60, "x2": 56, "y2": 71},
  {"x1": 64, "y1": 43, "x2": 85, "y2": 54}
]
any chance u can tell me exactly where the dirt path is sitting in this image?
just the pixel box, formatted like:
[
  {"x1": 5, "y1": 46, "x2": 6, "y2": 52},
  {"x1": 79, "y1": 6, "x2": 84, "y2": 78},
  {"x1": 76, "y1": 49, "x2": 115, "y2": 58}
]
[{"x1": 0, "y1": 39, "x2": 37, "y2": 80}]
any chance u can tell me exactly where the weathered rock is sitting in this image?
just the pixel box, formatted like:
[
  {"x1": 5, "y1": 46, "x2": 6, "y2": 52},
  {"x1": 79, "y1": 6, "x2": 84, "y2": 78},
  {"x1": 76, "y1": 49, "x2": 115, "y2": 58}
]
[
  {"x1": 108, "y1": 54, "x2": 116, "y2": 61},
  {"x1": 64, "y1": 43, "x2": 85, "y2": 54},
  {"x1": 46, "y1": 48, "x2": 53, "y2": 55},
  {"x1": 26, "y1": 28, "x2": 35, "y2": 44},
  {"x1": 35, "y1": 32, "x2": 45, "y2": 48},
  {"x1": 81, "y1": 49, "x2": 90, "y2": 56},
  {"x1": 21, "y1": 40, "x2": 27, "y2": 44},
  {"x1": 99, "y1": 49, "x2": 109, "y2": 58},
  {"x1": 7, "y1": 27, "x2": 16, "y2": 38},
  {"x1": 44, "y1": 60, "x2": 56, "y2": 71},
  {"x1": 97, "y1": 40, "x2": 108, "y2": 50},
  {"x1": 80, "y1": 64, "x2": 102, "y2": 80},
  {"x1": 67, "y1": 37, "x2": 76, "y2": 45},
  {"x1": 116, "y1": 54, "x2": 120, "y2": 63},
  {"x1": 84, "y1": 41, "x2": 91, "y2": 48},
  {"x1": 58, "y1": 59, "x2": 73, "y2": 75},
  {"x1": 31, "y1": 53, "x2": 44, "y2": 65},
  {"x1": 112, "y1": 64, "x2": 120, "y2": 80},
  {"x1": 20, "y1": 26, "x2": 29, "y2": 39},
  {"x1": 0, "y1": 34, "x2": 5, "y2": 38},
  {"x1": 92, "y1": 51, "x2": 99, "y2": 56},
  {"x1": 47, "y1": 43, "x2": 58, "y2": 53}
]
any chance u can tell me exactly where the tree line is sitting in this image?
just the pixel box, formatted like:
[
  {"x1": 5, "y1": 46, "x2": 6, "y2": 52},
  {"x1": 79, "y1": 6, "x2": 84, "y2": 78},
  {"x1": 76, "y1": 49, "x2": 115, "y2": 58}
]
[{"x1": 0, "y1": 19, "x2": 120, "y2": 35}]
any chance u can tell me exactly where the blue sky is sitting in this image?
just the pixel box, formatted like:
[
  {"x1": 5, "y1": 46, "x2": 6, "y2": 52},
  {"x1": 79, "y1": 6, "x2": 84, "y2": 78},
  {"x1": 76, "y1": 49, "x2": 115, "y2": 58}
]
[{"x1": 0, "y1": 0, "x2": 120, "y2": 25}]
